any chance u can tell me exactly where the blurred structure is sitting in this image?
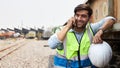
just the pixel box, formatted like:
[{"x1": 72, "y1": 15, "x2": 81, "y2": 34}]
[{"x1": 86, "y1": 0, "x2": 120, "y2": 67}]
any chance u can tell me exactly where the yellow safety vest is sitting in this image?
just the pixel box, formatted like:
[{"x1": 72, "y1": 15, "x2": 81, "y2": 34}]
[{"x1": 57, "y1": 24, "x2": 94, "y2": 59}]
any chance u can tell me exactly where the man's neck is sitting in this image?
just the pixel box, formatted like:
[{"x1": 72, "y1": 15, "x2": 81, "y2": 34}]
[{"x1": 74, "y1": 27, "x2": 85, "y2": 33}]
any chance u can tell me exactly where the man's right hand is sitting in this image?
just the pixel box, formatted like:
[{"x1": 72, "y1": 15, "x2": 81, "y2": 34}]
[{"x1": 66, "y1": 17, "x2": 76, "y2": 29}]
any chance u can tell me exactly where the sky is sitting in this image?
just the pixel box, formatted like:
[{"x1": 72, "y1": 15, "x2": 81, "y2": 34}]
[{"x1": 0, "y1": 0, "x2": 87, "y2": 29}]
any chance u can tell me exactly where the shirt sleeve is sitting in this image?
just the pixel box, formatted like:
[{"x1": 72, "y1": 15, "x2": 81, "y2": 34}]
[
  {"x1": 48, "y1": 34, "x2": 62, "y2": 49},
  {"x1": 90, "y1": 16, "x2": 116, "y2": 34}
]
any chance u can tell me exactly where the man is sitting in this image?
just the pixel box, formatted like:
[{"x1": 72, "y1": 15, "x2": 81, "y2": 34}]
[{"x1": 48, "y1": 4, "x2": 116, "y2": 68}]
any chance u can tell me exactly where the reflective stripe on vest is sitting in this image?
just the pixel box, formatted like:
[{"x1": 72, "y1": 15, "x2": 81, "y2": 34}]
[
  {"x1": 57, "y1": 23, "x2": 93, "y2": 60},
  {"x1": 56, "y1": 53, "x2": 89, "y2": 60}
]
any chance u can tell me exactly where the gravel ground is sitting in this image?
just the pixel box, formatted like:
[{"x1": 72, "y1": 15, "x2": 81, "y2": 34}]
[
  {"x1": 0, "y1": 38, "x2": 25, "y2": 50},
  {"x1": 0, "y1": 39, "x2": 56, "y2": 68}
]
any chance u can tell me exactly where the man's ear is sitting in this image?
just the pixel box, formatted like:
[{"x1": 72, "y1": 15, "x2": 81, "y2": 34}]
[{"x1": 89, "y1": 15, "x2": 93, "y2": 23}]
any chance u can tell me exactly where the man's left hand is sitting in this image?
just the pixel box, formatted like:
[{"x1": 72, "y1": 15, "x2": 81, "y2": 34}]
[{"x1": 92, "y1": 29, "x2": 103, "y2": 44}]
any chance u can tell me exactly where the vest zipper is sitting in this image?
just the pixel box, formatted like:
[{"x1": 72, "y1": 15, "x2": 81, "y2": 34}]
[{"x1": 73, "y1": 30, "x2": 85, "y2": 68}]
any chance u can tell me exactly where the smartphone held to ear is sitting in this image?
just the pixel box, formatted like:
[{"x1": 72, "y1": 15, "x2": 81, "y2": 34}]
[{"x1": 72, "y1": 18, "x2": 77, "y2": 28}]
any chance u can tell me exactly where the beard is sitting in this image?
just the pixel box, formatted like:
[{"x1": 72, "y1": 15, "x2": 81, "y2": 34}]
[{"x1": 75, "y1": 20, "x2": 88, "y2": 29}]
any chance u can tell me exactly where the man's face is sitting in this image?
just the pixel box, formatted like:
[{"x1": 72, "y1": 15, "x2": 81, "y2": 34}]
[{"x1": 74, "y1": 10, "x2": 90, "y2": 29}]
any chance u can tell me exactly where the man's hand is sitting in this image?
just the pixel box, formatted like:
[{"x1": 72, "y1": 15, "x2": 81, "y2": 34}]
[
  {"x1": 57, "y1": 17, "x2": 76, "y2": 42},
  {"x1": 66, "y1": 17, "x2": 76, "y2": 29},
  {"x1": 92, "y1": 29, "x2": 103, "y2": 44}
]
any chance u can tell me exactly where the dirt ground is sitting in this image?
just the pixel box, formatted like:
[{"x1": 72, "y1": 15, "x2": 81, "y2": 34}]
[{"x1": 0, "y1": 38, "x2": 56, "y2": 68}]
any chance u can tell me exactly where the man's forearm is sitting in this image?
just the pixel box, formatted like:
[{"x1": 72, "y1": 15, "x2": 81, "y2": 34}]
[
  {"x1": 99, "y1": 19, "x2": 115, "y2": 31},
  {"x1": 57, "y1": 25, "x2": 70, "y2": 42}
]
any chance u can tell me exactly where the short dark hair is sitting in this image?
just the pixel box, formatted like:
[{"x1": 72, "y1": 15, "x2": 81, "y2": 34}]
[{"x1": 74, "y1": 4, "x2": 93, "y2": 17}]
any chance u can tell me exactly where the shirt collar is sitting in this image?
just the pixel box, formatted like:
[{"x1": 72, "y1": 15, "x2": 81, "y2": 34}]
[{"x1": 69, "y1": 29, "x2": 84, "y2": 34}]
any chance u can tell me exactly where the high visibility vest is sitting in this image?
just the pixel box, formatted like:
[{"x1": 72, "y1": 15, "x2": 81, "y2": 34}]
[{"x1": 57, "y1": 24, "x2": 94, "y2": 59}]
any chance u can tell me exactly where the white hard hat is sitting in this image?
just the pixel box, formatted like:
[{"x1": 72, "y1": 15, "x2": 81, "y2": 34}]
[{"x1": 88, "y1": 41, "x2": 112, "y2": 67}]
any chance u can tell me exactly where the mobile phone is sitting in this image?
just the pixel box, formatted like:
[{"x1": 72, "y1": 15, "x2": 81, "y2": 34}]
[{"x1": 72, "y1": 18, "x2": 77, "y2": 28}]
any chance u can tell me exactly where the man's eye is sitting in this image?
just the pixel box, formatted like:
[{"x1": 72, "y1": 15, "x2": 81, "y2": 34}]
[{"x1": 82, "y1": 15, "x2": 87, "y2": 18}]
